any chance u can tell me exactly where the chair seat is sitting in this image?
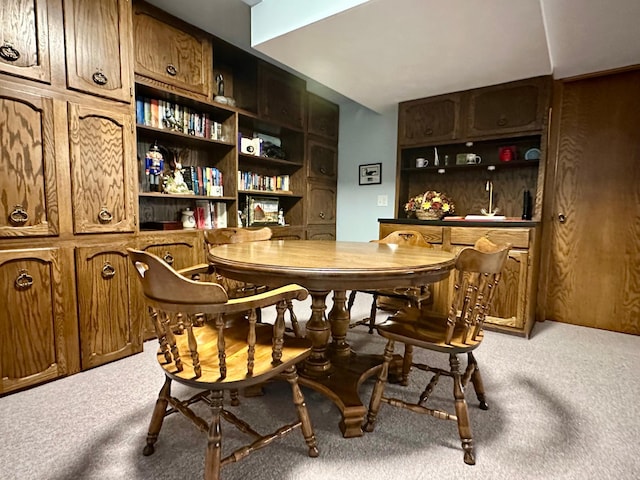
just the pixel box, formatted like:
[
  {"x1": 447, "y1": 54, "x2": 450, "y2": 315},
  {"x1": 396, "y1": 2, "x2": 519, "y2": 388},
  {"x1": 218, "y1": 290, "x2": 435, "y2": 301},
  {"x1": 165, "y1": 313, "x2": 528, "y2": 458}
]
[
  {"x1": 376, "y1": 314, "x2": 484, "y2": 354},
  {"x1": 159, "y1": 322, "x2": 312, "y2": 388}
]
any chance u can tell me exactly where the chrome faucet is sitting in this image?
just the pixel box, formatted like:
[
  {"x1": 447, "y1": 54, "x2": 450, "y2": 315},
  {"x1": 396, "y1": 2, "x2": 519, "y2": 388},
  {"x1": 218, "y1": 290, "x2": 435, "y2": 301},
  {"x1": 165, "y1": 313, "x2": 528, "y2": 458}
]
[{"x1": 481, "y1": 180, "x2": 499, "y2": 216}]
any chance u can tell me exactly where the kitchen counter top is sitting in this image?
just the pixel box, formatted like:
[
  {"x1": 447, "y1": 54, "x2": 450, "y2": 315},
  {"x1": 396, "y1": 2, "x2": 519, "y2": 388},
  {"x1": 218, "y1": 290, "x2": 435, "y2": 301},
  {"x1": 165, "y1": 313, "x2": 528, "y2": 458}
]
[{"x1": 379, "y1": 217, "x2": 540, "y2": 228}]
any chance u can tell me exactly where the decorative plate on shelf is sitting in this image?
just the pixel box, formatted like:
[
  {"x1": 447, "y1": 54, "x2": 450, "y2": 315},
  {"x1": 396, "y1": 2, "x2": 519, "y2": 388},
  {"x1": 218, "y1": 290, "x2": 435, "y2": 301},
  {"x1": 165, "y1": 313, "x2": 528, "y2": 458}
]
[{"x1": 524, "y1": 148, "x2": 541, "y2": 160}]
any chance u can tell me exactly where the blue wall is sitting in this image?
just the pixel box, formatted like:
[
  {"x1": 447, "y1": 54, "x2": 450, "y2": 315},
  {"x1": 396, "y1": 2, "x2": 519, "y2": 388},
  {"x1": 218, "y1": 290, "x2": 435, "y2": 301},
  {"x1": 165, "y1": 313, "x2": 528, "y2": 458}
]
[{"x1": 336, "y1": 102, "x2": 398, "y2": 241}]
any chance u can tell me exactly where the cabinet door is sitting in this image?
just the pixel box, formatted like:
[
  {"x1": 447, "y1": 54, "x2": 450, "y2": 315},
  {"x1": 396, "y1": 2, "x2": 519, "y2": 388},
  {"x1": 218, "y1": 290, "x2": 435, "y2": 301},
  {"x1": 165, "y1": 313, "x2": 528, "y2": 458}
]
[
  {"x1": 258, "y1": 62, "x2": 305, "y2": 130},
  {"x1": 0, "y1": 0, "x2": 52, "y2": 84},
  {"x1": 398, "y1": 93, "x2": 461, "y2": 146},
  {"x1": 465, "y1": 76, "x2": 550, "y2": 139},
  {"x1": 0, "y1": 86, "x2": 59, "y2": 237},
  {"x1": 63, "y1": 0, "x2": 133, "y2": 103},
  {"x1": 485, "y1": 249, "x2": 528, "y2": 329},
  {"x1": 306, "y1": 179, "x2": 336, "y2": 225},
  {"x1": 76, "y1": 244, "x2": 142, "y2": 370},
  {"x1": 132, "y1": 1, "x2": 212, "y2": 98},
  {"x1": 307, "y1": 138, "x2": 337, "y2": 180},
  {"x1": 306, "y1": 225, "x2": 336, "y2": 240},
  {"x1": 137, "y1": 234, "x2": 202, "y2": 340},
  {"x1": 68, "y1": 102, "x2": 136, "y2": 234},
  {"x1": 308, "y1": 92, "x2": 339, "y2": 142},
  {"x1": 0, "y1": 248, "x2": 77, "y2": 394}
]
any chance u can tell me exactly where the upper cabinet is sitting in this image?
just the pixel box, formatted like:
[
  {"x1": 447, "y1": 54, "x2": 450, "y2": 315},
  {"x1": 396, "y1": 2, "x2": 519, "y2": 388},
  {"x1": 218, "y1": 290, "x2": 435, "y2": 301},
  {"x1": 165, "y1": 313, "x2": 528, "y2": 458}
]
[
  {"x1": 0, "y1": 0, "x2": 52, "y2": 84},
  {"x1": 308, "y1": 92, "x2": 339, "y2": 142},
  {"x1": 0, "y1": 84, "x2": 59, "y2": 238},
  {"x1": 465, "y1": 76, "x2": 551, "y2": 139},
  {"x1": 63, "y1": 0, "x2": 134, "y2": 103},
  {"x1": 258, "y1": 61, "x2": 305, "y2": 130},
  {"x1": 132, "y1": 0, "x2": 213, "y2": 100},
  {"x1": 398, "y1": 93, "x2": 462, "y2": 146},
  {"x1": 398, "y1": 76, "x2": 551, "y2": 146}
]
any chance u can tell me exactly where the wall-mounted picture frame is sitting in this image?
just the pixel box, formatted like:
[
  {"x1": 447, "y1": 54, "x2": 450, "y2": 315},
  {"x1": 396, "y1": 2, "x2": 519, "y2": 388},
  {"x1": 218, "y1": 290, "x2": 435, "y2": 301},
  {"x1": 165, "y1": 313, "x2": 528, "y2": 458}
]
[{"x1": 359, "y1": 163, "x2": 381, "y2": 185}]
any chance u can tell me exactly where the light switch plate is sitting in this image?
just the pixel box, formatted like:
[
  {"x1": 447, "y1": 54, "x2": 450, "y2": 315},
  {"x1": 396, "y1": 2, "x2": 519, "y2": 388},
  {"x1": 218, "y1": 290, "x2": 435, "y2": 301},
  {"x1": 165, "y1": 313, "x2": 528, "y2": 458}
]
[{"x1": 377, "y1": 194, "x2": 388, "y2": 207}]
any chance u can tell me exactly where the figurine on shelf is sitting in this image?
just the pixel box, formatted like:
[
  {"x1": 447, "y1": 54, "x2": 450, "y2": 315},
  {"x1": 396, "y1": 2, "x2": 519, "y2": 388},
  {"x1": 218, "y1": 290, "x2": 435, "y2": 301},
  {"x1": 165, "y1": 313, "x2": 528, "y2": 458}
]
[
  {"x1": 144, "y1": 142, "x2": 164, "y2": 192},
  {"x1": 163, "y1": 147, "x2": 192, "y2": 194},
  {"x1": 214, "y1": 73, "x2": 236, "y2": 107}
]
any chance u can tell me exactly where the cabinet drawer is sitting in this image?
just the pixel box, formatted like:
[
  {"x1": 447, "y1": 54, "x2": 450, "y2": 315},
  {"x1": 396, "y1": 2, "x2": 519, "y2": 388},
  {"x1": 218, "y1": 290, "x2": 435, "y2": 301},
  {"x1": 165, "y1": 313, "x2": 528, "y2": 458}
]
[{"x1": 450, "y1": 227, "x2": 531, "y2": 249}]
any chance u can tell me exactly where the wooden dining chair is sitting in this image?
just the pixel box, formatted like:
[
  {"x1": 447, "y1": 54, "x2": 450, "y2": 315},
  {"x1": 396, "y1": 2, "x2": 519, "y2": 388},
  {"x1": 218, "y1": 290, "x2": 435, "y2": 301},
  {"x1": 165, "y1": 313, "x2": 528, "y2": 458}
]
[
  {"x1": 128, "y1": 248, "x2": 318, "y2": 480},
  {"x1": 347, "y1": 230, "x2": 433, "y2": 333},
  {"x1": 363, "y1": 240, "x2": 510, "y2": 466},
  {"x1": 204, "y1": 227, "x2": 302, "y2": 337}
]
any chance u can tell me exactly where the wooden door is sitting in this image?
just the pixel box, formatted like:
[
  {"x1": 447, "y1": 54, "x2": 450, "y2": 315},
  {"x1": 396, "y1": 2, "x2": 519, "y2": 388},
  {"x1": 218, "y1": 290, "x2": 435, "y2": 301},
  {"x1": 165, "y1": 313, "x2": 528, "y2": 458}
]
[
  {"x1": 63, "y1": 0, "x2": 133, "y2": 103},
  {"x1": 76, "y1": 244, "x2": 142, "y2": 369},
  {"x1": 68, "y1": 102, "x2": 136, "y2": 234},
  {"x1": 0, "y1": 85, "x2": 59, "y2": 237},
  {"x1": 0, "y1": 248, "x2": 78, "y2": 394},
  {"x1": 542, "y1": 69, "x2": 640, "y2": 335},
  {"x1": 0, "y1": 0, "x2": 52, "y2": 84}
]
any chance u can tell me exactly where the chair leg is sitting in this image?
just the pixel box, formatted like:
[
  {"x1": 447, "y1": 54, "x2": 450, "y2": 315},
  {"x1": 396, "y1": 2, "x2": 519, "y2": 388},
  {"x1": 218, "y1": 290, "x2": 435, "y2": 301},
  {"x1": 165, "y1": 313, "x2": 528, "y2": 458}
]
[
  {"x1": 204, "y1": 390, "x2": 224, "y2": 480},
  {"x1": 283, "y1": 366, "x2": 319, "y2": 457},
  {"x1": 450, "y1": 354, "x2": 475, "y2": 465},
  {"x1": 286, "y1": 300, "x2": 303, "y2": 338},
  {"x1": 347, "y1": 290, "x2": 357, "y2": 313},
  {"x1": 364, "y1": 339, "x2": 395, "y2": 432},
  {"x1": 401, "y1": 343, "x2": 413, "y2": 386},
  {"x1": 367, "y1": 293, "x2": 379, "y2": 334},
  {"x1": 467, "y1": 352, "x2": 489, "y2": 410},
  {"x1": 143, "y1": 375, "x2": 172, "y2": 456}
]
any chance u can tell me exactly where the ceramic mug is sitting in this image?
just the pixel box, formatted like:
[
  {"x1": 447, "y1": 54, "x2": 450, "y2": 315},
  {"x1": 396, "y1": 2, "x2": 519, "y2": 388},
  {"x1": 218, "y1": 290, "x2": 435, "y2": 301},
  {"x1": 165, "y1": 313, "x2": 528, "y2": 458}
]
[
  {"x1": 466, "y1": 154, "x2": 482, "y2": 165},
  {"x1": 416, "y1": 157, "x2": 428, "y2": 168}
]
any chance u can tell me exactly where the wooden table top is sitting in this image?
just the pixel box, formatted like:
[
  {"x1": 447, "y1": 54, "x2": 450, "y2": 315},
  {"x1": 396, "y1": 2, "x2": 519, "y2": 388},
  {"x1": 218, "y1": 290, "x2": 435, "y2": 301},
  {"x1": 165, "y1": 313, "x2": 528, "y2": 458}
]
[{"x1": 208, "y1": 240, "x2": 456, "y2": 291}]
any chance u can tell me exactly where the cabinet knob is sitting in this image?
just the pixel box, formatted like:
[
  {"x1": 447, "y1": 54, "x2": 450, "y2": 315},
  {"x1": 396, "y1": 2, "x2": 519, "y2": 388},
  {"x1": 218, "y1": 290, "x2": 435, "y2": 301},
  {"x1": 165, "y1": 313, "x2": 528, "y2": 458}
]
[
  {"x1": 101, "y1": 262, "x2": 116, "y2": 279},
  {"x1": 15, "y1": 269, "x2": 34, "y2": 290},
  {"x1": 558, "y1": 212, "x2": 566, "y2": 223},
  {"x1": 163, "y1": 252, "x2": 175, "y2": 265},
  {"x1": 9, "y1": 205, "x2": 28, "y2": 226},
  {"x1": 320, "y1": 166, "x2": 327, "y2": 175},
  {"x1": 0, "y1": 42, "x2": 20, "y2": 62},
  {"x1": 319, "y1": 211, "x2": 326, "y2": 219},
  {"x1": 92, "y1": 70, "x2": 108, "y2": 85},
  {"x1": 425, "y1": 128, "x2": 433, "y2": 136},
  {"x1": 166, "y1": 64, "x2": 177, "y2": 76},
  {"x1": 497, "y1": 117, "x2": 508, "y2": 127},
  {"x1": 98, "y1": 207, "x2": 113, "y2": 223}
]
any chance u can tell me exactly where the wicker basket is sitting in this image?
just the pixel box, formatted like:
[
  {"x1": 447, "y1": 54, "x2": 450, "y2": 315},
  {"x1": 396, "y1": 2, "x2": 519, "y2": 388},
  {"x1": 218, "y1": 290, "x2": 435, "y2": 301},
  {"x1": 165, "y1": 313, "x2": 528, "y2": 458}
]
[{"x1": 416, "y1": 210, "x2": 442, "y2": 220}]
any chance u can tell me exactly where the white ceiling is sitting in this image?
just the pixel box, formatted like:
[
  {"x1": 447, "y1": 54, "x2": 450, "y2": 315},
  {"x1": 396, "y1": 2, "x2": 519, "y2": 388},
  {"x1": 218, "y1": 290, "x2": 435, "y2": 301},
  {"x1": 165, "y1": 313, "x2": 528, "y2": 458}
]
[{"x1": 147, "y1": 0, "x2": 640, "y2": 113}]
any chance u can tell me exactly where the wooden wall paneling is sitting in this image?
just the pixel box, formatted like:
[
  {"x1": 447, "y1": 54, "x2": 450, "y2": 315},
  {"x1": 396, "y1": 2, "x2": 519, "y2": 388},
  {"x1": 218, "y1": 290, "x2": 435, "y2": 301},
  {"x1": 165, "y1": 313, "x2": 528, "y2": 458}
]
[{"x1": 542, "y1": 69, "x2": 640, "y2": 334}]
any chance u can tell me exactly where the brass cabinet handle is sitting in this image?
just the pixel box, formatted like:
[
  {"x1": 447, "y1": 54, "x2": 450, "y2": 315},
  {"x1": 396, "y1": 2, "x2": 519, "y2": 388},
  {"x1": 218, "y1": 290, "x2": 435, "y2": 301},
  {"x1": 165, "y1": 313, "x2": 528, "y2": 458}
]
[
  {"x1": 0, "y1": 42, "x2": 20, "y2": 62},
  {"x1": 166, "y1": 64, "x2": 177, "y2": 76},
  {"x1": 92, "y1": 71, "x2": 108, "y2": 85},
  {"x1": 319, "y1": 211, "x2": 326, "y2": 219},
  {"x1": 98, "y1": 207, "x2": 113, "y2": 223},
  {"x1": 15, "y1": 269, "x2": 34, "y2": 290},
  {"x1": 319, "y1": 166, "x2": 327, "y2": 175},
  {"x1": 101, "y1": 262, "x2": 116, "y2": 279},
  {"x1": 9, "y1": 205, "x2": 28, "y2": 226},
  {"x1": 558, "y1": 213, "x2": 566, "y2": 223},
  {"x1": 497, "y1": 117, "x2": 508, "y2": 127},
  {"x1": 163, "y1": 252, "x2": 174, "y2": 265},
  {"x1": 425, "y1": 128, "x2": 433, "y2": 136}
]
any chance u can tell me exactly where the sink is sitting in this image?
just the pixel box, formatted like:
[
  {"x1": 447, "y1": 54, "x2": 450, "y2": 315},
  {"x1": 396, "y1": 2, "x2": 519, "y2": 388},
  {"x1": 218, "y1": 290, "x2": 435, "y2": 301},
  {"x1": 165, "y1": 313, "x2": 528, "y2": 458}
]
[{"x1": 464, "y1": 215, "x2": 507, "y2": 221}]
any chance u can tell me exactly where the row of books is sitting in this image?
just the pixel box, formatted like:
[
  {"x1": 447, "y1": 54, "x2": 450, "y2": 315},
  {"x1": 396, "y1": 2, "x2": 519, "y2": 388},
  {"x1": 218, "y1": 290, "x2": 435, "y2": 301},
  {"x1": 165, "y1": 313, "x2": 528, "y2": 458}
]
[
  {"x1": 195, "y1": 200, "x2": 227, "y2": 229},
  {"x1": 237, "y1": 171, "x2": 291, "y2": 192},
  {"x1": 184, "y1": 166, "x2": 224, "y2": 197},
  {"x1": 136, "y1": 97, "x2": 225, "y2": 141}
]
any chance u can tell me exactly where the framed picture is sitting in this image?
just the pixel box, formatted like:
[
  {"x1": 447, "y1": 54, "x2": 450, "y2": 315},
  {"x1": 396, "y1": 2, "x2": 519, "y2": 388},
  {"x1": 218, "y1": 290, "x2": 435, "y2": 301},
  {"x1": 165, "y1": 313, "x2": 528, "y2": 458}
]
[
  {"x1": 359, "y1": 163, "x2": 381, "y2": 185},
  {"x1": 247, "y1": 195, "x2": 280, "y2": 226}
]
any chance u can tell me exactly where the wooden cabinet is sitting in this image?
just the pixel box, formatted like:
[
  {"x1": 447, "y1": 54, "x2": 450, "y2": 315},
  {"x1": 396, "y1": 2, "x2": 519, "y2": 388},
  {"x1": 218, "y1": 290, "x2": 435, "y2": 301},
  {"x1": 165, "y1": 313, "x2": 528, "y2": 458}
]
[
  {"x1": 0, "y1": 0, "x2": 53, "y2": 84},
  {"x1": 0, "y1": 247, "x2": 79, "y2": 394},
  {"x1": 68, "y1": 102, "x2": 136, "y2": 234},
  {"x1": 307, "y1": 138, "x2": 337, "y2": 180},
  {"x1": 0, "y1": 85, "x2": 60, "y2": 237},
  {"x1": 465, "y1": 76, "x2": 551, "y2": 139},
  {"x1": 308, "y1": 92, "x2": 339, "y2": 142},
  {"x1": 306, "y1": 179, "x2": 336, "y2": 226},
  {"x1": 378, "y1": 221, "x2": 539, "y2": 337},
  {"x1": 63, "y1": 0, "x2": 133, "y2": 103},
  {"x1": 258, "y1": 62, "x2": 305, "y2": 130},
  {"x1": 76, "y1": 244, "x2": 142, "y2": 370},
  {"x1": 132, "y1": 0, "x2": 213, "y2": 99},
  {"x1": 398, "y1": 93, "x2": 462, "y2": 146}
]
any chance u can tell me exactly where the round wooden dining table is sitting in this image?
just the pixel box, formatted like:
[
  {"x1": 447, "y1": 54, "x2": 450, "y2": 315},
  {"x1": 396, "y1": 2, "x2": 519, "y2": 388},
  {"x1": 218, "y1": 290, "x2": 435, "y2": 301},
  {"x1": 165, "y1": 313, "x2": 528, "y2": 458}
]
[{"x1": 208, "y1": 240, "x2": 456, "y2": 437}]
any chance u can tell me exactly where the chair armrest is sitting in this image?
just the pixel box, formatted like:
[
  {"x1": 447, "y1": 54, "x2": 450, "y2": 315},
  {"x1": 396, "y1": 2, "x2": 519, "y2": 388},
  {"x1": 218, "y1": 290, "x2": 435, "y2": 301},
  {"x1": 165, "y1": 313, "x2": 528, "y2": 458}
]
[
  {"x1": 224, "y1": 284, "x2": 308, "y2": 314},
  {"x1": 176, "y1": 263, "x2": 215, "y2": 277}
]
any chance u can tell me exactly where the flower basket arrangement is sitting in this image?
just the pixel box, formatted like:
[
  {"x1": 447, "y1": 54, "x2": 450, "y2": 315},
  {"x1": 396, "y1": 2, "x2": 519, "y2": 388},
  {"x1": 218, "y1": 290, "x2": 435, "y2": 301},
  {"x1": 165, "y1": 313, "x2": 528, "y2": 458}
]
[{"x1": 404, "y1": 191, "x2": 455, "y2": 220}]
